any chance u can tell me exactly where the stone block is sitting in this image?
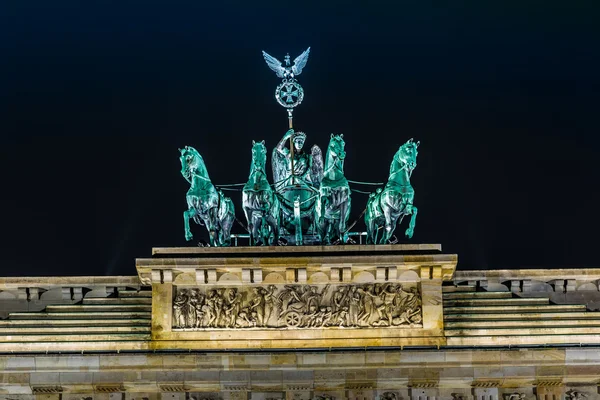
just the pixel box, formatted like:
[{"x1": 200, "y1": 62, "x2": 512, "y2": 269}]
[
  {"x1": 365, "y1": 352, "x2": 386, "y2": 366},
  {"x1": 0, "y1": 373, "x2": 30, "y2": 384},
  {"x1": 313, "y1": 369, "x2": 346, "y2": 383},
  {"x1": 327, "y1": 353, "x2": 365, "y2": 366},
  {"x1": 220, "y1": 370, "x2": 250, "y2": 383},
  {"x1": 184, "y1": 370, "x2": 220, "y2": 382},
  {"x1": 297, "y1": 269, "x2": 307, "y2": 283},
  {"x1": 59, "y1": 372, "x2": 93, "y2": 384},
  {"x1": 155, "y1": 371, "x2": 185, "y2": 382},
  {"x1": 93, "y1": 371, "x2": 139, "y2": 383},
  {"x1": 161, "y1": 394, "x2": 186, "y2": 400},
  {"x1": 282, "y1": 370, "x2": 313, "y2": 382},
  {"x1": 99, "y1": 355, "x2": 155, "y2": 369},
  {"x1": 161, "y1": 355, "x2": 195, "y2": 368},
  {"x1": 253, "y1": 269, "x2": 263, "y2": 283},
  {"x1": 271, "y1": 353, "x2": 297, "y2": 367},
  {"x1": 243, "y1": 355, "x2": 271, "y2": 368},
  {"x1": 250, "y1": 370, "x2": 283, "y2": 383},
  {"x1": 6, "y1": 357, "x2": 35, "y2": 371},
  {"x1": 300, "y1": 353, "x2": 326, "y2": 366}
]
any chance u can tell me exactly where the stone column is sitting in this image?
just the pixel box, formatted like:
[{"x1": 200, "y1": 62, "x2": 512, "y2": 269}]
[
  {"x1": 151, "y1": 269, "x2": 173, "y2": 339},
  {"x1": 421, "y1": 266, "x2": 444, "y2": 333}
]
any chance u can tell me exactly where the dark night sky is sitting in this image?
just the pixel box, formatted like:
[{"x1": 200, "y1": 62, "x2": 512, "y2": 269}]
[{"x1": 0, "y1": 1, "x2": 598, "y2": 276}]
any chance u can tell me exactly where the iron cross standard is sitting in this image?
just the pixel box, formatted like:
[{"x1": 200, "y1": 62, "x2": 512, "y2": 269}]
[{"x1": 262, "y1": 47, "x2": 310, "y2": 129}]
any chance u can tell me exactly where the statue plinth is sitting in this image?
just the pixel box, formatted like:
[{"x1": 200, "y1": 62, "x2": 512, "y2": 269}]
[{"x1": 136, "y1": 244, "x2": 457, "y2": 350}]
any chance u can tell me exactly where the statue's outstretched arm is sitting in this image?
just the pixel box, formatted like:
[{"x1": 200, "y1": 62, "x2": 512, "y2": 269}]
[{"x1": 275, "y1": 129, "x2": 294, "y2": 156}]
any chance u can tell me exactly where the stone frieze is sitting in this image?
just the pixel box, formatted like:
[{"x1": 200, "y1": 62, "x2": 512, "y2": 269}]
[{"x1": 172, "y1": 283, "x2": 422, "y2": 330}]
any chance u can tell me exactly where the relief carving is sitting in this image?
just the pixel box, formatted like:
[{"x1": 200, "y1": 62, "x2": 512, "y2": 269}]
[
  {"x1": 503, "y1": 394, "x2": 527, "y2": 400},
  {"x1": 566, "y1": 391, "x2": 587, "y2": 400},
  {"x1": 173, "y1": 283, "x2": 422, "y2": 329}
]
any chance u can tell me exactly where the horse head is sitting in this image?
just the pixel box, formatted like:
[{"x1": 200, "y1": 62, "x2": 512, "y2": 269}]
[
  {"x1": 179, "y1": 146, "x2": 209, "y2": 181},
  {"x1": 328, "y1": 133, "x2": 346, "y2": 162},
  {"x1": 250, "y1": 140, "x2": 267, "y2": 171},
  {"x1": 395, "y1": 138, "x2": 420, "y2": 173}
]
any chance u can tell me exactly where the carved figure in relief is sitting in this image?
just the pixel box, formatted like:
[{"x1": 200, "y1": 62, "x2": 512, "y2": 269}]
[
  {"x1": 173, "y1": 283, "x2": 422, "y2": 330},
  {"x1": 380, "y1": 393, "x2": 398, "y2": 400},
  {"x1": 451, "y1": 394, "x2": 465, "y2": 400},
  {"x1": 504, "y1": 394, "x2": 527, "y2": 400},
  {"x1": 224, "y1": 288, "x2": 242, "y2": 328},
  {"x1": 278, "y1": 285, "x2": 302, "y2": 316},
  {"x1": 566, "y1": 391, "x2": 587, "y2": 400},
  {"x1": 250, "y1": 287, "x2": 266, "y2": 326},
  {"x1": 357, "y1": 284, "x2": 379, "y2": 325},
  {"x1": 314, "y1": 395, "x2": 335, "y2": 400},
  {"x1": 173, "y1": 290, "x2": 188, "y2": 327},
  {"x1": 332, "y1": 286, "x2": 348, "y2": 313},
  {"x1": 376, "y1": 283, "x2": 399, "y2": 326},
  {"x1": 304, "y1": 284, "x2": 330, "y2": 311},
  {"x1": 263, "y1": 285, "x2": 278, "y2": 323},
  {"x1": 348, "y1": 285, "x2": 361, "y2": 326}
]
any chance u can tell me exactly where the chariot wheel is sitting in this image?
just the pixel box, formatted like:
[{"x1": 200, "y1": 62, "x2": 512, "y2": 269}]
[{"x1": 284, "y1": 311, "x2": 301, "y2": 327}]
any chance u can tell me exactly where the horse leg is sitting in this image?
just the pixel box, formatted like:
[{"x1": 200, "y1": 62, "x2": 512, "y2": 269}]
[
  {"x1": 207, "y1": 207, "x2": 219, "y2": 246},
  {"x1": 319, "y1": 195, "x2": 330, "y2": 244},
  {"x1": 253, "y1": 214, "x2": 263, "y2": 246},
  {"x1": 366, "y1": 223, "x2": 373, "y2": 244},
  {"x1": 338, "y1": 194, "x2": 350, "y2": 243},
  {"x1": 405, "y1": 205, "x2": 418, "y2": 238},
  {"x1": 382, "y1": 199, "x2": 395, "y2": 244},
  {"x1": 223, "y1": 210, "x2": 234, "y2": 246},
  {"x1": 268, "y1": 212, "x2": 279, "y2": 245},
  {"x1": 243, "y1": 206, "x2": 254, "y2": 245},
  {"x1": 183, "y1": 209, "x2": 195, "y2": 241}
]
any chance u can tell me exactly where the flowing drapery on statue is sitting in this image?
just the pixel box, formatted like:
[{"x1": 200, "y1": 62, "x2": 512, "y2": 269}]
[
  {"x1": 316, "y1": 134, "x2": 351, "y2": 244},
  {"x1": 242, "y1": 140, "x2": 280, "y2": 245},
  {"x1": 365, "y1": 139, "x2": 419, "y2": 244},
  {"x1": 179, "y1": 146, "x2": 234, "y2": 246},
  {"x1": 271, "y1": 129, "x2": 323, "y2": 244}
]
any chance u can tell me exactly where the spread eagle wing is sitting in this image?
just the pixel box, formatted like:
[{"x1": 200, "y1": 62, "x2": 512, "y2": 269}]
[
  {"x1": 262, "y1": 51, "x2": 286, "y2": 78},
  {"x1": 292, "y1": 47, "x2": 311, "y2": 76},
  {"x1": 310, "y1": 144, "x2": 323, "y2": 189}
]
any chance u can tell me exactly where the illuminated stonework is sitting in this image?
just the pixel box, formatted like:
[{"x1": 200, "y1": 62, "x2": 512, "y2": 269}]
[{"x1": 2, "y1": 244, "x2": 600, "y2": 399}]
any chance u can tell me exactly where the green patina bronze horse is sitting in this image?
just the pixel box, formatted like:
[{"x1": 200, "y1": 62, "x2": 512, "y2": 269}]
[
  {"x1": 242, "y1": 140, "x2": 280, "y2": 245},
  {"x1": 365, "y1": 138, "x2": 419, "y2": 244},
  {"x1": 180, "y1": 146, "x2": 234, "y2": 246},
  {"x1": 316, "y1": 134, "x2": 351, "y2": 244}
]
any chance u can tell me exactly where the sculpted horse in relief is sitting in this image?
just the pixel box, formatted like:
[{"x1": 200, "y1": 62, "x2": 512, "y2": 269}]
[
  {"x1": 242, "y1": 140, "x2": 280, "y2": 245},
  {"x1": 316, "y1": 134, "x2": 351, "y2": 244},
  {"x1": 180, "y1": 146, "x2": 234, "y2": 246},
  {"x1": 365, "y1": 138, "x2": 419, "y2": 244}
]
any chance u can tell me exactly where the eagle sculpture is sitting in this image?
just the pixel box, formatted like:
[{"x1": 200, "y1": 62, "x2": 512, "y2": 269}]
[{"x1": 262, "y1": 47, "x2": 311, "y2": 79}]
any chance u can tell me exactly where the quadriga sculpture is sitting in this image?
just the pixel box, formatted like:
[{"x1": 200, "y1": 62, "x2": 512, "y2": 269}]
[
  {"x1": 242, "y1": 140, "x2": 280, "y2": 245},
  {"x1": 365, "y1": 138, "x2": 419, "y2": 244},
  {"x1": 316, "y1": 134, "x2": 351, "y2": 244},
  {"x1": 179, "y1": 146, "x2": 234, "y2": 246}
]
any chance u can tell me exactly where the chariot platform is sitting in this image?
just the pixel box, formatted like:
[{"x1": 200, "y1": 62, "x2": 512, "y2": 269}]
[{"x1": 136, "y1": 244, "x2": 456, "y2": 350}]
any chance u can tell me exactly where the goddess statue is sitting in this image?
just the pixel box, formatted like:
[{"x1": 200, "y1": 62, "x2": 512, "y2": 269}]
[{"x1": 271, "y1": 129, "x2": 323, "y2": 242}]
